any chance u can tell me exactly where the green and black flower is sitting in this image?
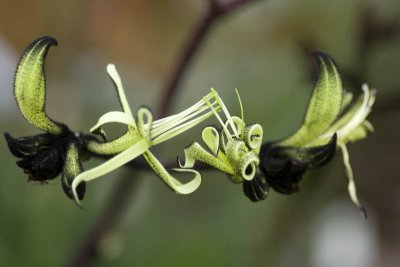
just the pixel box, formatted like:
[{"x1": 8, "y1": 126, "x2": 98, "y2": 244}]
[
  {"x1": 5, "y1": 36, "x2": 233, "y2": 206},
  {"x1": 4, "y1": 36, "x2": 86, "y2": 200},
  {"x1": 257, "y1": 52, "x2": 375, "y2": 216},
  {"x1": 4, "y1": 37, "x2": 376, "y2": 212}
]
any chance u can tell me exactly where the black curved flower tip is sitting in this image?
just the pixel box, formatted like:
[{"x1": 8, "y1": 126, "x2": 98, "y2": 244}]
[
  {"x1": 282, "y1": 133, "x2": 337, "y2": 169},
  {"x1": 243, "y1": 173, "x2": 269, "y2": 202}
]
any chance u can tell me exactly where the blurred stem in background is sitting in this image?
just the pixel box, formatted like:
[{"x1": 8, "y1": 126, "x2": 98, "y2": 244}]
[{"x1": 66, "y1": 1, "x2": 260, "y2": 266}]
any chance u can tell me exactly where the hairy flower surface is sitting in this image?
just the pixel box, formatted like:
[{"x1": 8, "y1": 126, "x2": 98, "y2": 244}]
[
  {"x1": 70, "y1": 65, "x2": 228, "y2": 205},
  {"x1": 258, "y1": 51, "x2": 375, "y2": 216},
  {"x1": 5, "y1": 36, "x2": 230, "y2": 205},
  {"x1": 178, "y1": 89, "x2": 269, "y2": 201},
  {"x1": 4, "y1": 36, "x2": 86, "y2": 200},
  {"x1": 4, "y1": 37, "x2": 376, "y2": 212}
]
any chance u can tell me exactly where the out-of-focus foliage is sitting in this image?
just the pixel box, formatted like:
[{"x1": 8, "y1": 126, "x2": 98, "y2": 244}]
[{"x1": 1, "y1": 0, "x2": 399, "y2": 266}]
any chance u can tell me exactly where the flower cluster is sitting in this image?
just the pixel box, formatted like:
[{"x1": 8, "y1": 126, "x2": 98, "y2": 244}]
[{"x1": 5, "y1": 37, "x2": 375, "y2": 214}]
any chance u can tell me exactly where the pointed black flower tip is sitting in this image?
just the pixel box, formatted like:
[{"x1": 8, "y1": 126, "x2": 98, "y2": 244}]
[
  {"x1": 243, "y1": 173, "x2": 269, "y2": 202},
  {"x1": 281, "y1": 134, "x2": 337, "y2": 169},
  {"x1": 14, "y1": 36, "x2": 64, "y2": 136},
  {"x1": 61, "y1": 141, "x2": 86, "y2": 201}
]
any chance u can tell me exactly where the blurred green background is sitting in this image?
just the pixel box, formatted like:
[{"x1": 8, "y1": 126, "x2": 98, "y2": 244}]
[{"x1": 1, "y1": 0, "x2": 400, "y2": 266}]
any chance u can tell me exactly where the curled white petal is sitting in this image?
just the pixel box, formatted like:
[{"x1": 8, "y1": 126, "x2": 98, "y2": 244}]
[
  {"x1": 336, "y1": 84, "x2": 376, "y2": 141},
  {"x1": 143, "y1": 150, "x2": 202, "y2": 194},
  {"x1": 90, "y1": 111, "x2": 136, "y2": 134},
  {"x1": 201, "y1": 127, "x2": 220, "y2": 155}
]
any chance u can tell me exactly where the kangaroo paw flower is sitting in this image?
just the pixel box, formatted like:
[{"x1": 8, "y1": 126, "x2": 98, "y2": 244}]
[
  {"x1": 5, "y1": 36, "x2": 88, "y2": 201},
  {"x1": 258, "y1": 51, "x2": 375, "y2": 216},
  {"x1": 70, "y1": 65, "x2": 225, "y2": 205}
]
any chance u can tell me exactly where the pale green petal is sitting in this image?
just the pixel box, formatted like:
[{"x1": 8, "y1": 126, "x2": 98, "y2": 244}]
[
  {"x1": 72, "y1": 139, "x2": 149, "y2": 206},
  {"x1": 136, "y1": 107, "x2": 153, "y2": 141},
  {"x1": 306, "y1": 85, "x2": 376, "y2": 147},
  {"x1": 15, "y1": 36, "x2": 63, "y2": 135},
  {"x1": 150, "y1": 98, "x2": 219, "y2": 146},
  {"x1": 243, "y1": 124, "x2": 263, "y2": 152},
  {"x1": 339, "y1": 143, "x2": 366, "y2": 218},
  {"x1": 341, "y1": 91, "x2": 353, "y2": 111},
  {"x1": 334, "y1": 85, "x2": 376, "y2": 143},
  {"x1": 106, "y1": 64, "x2": 133, "y2": 117},
  {"x1": 90, "y1": 111, "x2": 136, "y2": 134},
  {"x1": 209, "y1": 88, "x2": 239, "y2": 138},
  {"x1": 341, "y1": 121, "x2": 374, "y2": 144},
  {"x1": 237, "y1": 152, "x2": 259, "y2": 181},
  {"x1": 201, "y1": 127, "x2": 220, "y2": 155},
  {"x1": 234, "y1": 88, "x2": 245, "y2": 123},
  {"x1": 231, "y1": 116, "x2": 245, "y2": 136},
  {"x1": 152, "y1": 96, "x2": 216, "y2": 128},
  {"x1": 280, "y1": 52, "x2": 343, "y2": 147},
  {"x1": 86, "y1": 128, "x2": 144, "y2": 155},
  {"x1": 151, "y1": 110, "x2": 215, "y2": 146},
  {"x1": 143, "y1": 151, "x2": 202, "y2": 194},
  {"x1": 178, "y1": 142, "x2": 235, "y2": 175},
  {"x1": 86, "y1": 110, "x2": 142, "y2": 155}
]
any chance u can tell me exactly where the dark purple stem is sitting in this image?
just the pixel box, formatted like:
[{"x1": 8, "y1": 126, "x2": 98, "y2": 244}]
[{"x1": 157, "y1": 0, "x2": 258, "y2": 117}]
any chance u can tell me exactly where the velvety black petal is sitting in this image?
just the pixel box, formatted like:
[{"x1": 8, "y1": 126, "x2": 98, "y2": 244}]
[
  {"x1": 62, "y1": 180, "x2": 86, "y2": 201},
  {"x1": 16, "y1": 158, "x2": 33, "y2": 171},
  {"x1": 302, "y1": 134, "x2": 337, "y2": 168},
  {"x1": 280, "y1": 134, "x2": 337, "y2": 169},
  {"x1": 4, "y1": 132, "x2": 54, "y2": 158},
  {"x1": 253, "y1": 174, "x2": 269, "y2": 198},
  {"x1": 259, "y1": 143, "x2": 308, "y2": 194},
  {"x1": 27, "y1": 147, "x2": 63, "y2": 181},
  {"x1": 243, "y1": 179, "x2": 258, "y2": 202},
  {"x1": 263, "y1": 159, "x2": 307, "y2": 194},
  {"x1": 259, "y1": 134, "x2": 337, "y2": 195},
  {"x1": 243, "y1": 174, "x2": 269, "y2": 202}
]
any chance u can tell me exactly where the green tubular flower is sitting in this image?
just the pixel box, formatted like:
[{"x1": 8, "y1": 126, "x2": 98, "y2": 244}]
[
  {"x1": 258, "y1": 51, "x2": 375, "y2": 216},
  {"x1": 71, "y1": 65, "x2": 225, "y2": 206},
  {"x1": 178, "y1": 89, "x2": 269, "y2": 201},
  {"x1": 14, "y1": 36, "x2": 65, "y2": 135},
  {"x1": 4, "y1": 36, "x2": 86, "y2": 200}
]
